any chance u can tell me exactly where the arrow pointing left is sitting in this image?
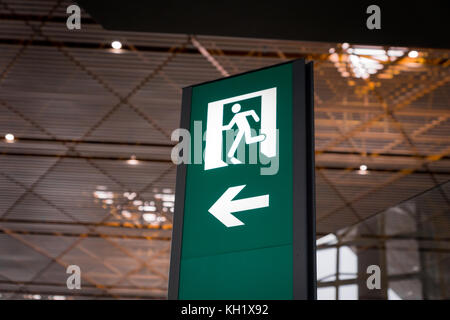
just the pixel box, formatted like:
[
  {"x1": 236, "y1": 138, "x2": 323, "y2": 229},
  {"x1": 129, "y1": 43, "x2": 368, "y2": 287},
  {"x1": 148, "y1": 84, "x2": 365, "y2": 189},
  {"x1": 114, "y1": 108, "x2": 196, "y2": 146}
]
[{"x1": 208, "y1": 185, "x2": 269, "y2": 227}]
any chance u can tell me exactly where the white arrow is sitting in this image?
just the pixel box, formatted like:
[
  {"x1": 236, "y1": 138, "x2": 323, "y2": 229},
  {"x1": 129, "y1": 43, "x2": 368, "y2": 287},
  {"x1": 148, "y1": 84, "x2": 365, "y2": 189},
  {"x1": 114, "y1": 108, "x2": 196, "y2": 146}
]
[{"x1": 208, "y1": 185, "x2": 269, "y2": 227}]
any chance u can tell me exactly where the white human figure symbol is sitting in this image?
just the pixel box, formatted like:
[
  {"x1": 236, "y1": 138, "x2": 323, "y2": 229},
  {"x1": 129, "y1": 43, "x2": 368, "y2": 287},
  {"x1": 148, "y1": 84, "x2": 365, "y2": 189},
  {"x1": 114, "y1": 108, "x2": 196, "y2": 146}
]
[{"x1": 222, "y1": 103, "x2": 266, "y2": 164}]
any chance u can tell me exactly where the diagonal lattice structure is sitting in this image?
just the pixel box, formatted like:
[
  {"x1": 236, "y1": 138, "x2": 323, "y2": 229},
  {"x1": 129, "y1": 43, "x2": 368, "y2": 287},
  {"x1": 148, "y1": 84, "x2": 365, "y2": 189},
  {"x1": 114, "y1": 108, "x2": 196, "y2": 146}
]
[{"x1": 0, "y1": 0, "x2": 448, "y2": 299}]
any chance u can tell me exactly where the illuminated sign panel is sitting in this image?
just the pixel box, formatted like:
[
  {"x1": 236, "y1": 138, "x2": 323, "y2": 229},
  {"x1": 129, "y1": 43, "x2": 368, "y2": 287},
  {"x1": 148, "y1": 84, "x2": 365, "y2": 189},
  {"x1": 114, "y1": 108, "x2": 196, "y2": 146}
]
[{"x1": 169, "y1": 59, "x2": 316, "y2": 299}]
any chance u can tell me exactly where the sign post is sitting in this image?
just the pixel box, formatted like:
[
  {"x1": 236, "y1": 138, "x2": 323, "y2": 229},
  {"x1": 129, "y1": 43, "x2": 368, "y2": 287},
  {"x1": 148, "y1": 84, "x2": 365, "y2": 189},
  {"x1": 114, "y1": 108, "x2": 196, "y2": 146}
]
[{"x1": 169, "y1": 59, "x2": 316, "y2": 300}]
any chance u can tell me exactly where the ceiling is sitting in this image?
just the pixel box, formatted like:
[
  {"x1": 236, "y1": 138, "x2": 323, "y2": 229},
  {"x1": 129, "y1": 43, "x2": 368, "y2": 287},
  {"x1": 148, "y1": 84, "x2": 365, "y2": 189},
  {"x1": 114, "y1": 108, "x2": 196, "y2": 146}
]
[{"x1": 0, "y1": 0, "x2": 449, "y2": 299}]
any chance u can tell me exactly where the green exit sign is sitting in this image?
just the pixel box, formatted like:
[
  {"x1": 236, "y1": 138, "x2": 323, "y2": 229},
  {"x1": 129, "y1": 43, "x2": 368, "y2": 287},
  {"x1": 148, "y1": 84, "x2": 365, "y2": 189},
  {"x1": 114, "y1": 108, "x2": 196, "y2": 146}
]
[{"x1": 169, "y1": 59, "x2": 316, "y2": 300}]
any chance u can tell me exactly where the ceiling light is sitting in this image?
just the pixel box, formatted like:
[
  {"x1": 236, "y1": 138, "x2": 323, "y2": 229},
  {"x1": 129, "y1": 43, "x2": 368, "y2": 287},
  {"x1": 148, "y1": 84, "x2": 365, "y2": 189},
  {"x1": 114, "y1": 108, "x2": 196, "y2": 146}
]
[
  {"x1": 142, "y1": 213, "x2": 156, "y2": 222},
  {"x1": 123, "y1": 192, "x2": 136, "y2": 200},
  {"x1": 5, "y1": 133, "x2": 14, "y2": 143},
  {"x1": 155, "y1": 193, "x2": 175, "y2": 202},
  {"x1": 111, "y1": 40, "x2": 122, "y2": 50},
  {"x1": 408, "y1": 50, "x2": 419, "y2": 58},
  {"x1": 373, "y1": 54, "x2": 389, "y2": 61},
  {"x1": 342, "y1": 43, "x2": 349, "y2": 50},
  {"x1": 328, "y1": 53, "x2": 339, "y2": 63},
  {"x1": 126, "y1": 155, "x2": 139, "y2": 165},
  {"x1": 352, "y1": 48, "x2": 385, "y2": 56},
  {"x1": 387, "y1": 49, "x2": 405, "y2": 57},
  {"x1": 93, "y1": 190, "x2": 113, "y2": 199},
  {"x1": 163, "y1": 201, "x2": 174, "y2": 207},
  {"x1": 358, "y1": 164, "x2": 369, "y2": 175},
  {"x1": 139, "y1": 205, "x2": 156, "y2": 212},
  {"x1": 121, "y1": 210, "x2": 132, "y2": 219}
]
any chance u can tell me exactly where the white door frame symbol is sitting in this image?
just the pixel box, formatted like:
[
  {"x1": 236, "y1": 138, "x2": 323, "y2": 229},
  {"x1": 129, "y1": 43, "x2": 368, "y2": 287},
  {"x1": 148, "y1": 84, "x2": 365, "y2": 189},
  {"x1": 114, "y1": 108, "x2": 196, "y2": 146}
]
[{"x1": 204, "y1": 87, "x2": 277, "y2": 170}]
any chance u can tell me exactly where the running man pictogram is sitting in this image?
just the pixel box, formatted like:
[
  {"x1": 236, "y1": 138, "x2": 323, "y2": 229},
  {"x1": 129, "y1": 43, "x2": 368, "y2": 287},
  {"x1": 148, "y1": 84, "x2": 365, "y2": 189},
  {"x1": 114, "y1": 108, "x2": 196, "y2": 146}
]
[{"x1": 223, "y1": 103, "x2": 266, "y2": 164}]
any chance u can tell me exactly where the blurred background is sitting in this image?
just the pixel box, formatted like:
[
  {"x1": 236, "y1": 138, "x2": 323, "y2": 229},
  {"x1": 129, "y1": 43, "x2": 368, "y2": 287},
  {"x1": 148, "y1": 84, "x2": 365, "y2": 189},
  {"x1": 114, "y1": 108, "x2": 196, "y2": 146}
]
[{"x1": 0, "y1": 0, "x2": 448, "y2": 299}]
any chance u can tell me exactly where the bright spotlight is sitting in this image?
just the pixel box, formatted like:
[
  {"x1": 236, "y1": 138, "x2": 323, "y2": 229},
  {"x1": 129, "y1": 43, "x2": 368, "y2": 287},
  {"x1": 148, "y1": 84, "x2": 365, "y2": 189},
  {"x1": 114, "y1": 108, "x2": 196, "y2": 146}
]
[
  {"x1": 408, "y1": 50, "x2": 419, "y2": 58},
  {"x1": 5, "y1": 133, "x2": 15, "y2": 143},
  {"x1": 358, "y1": 164, "x2": 369, "y2": 175},
  {"x1": 111, "y1": 41, "x2": 122, "y2": 50},
  {"x1": 126, "y1": 155, "x2": 139, "y2": 165}
]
